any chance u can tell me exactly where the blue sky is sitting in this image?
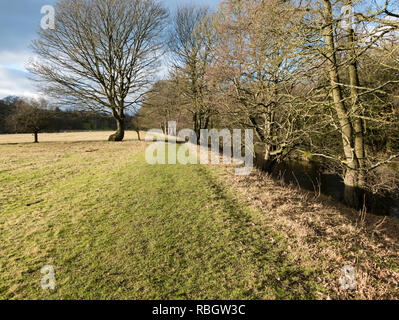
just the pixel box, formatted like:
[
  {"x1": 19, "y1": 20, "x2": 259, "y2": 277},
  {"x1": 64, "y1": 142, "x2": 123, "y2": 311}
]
[{"x1": 0, "y1": 0, "x2": 220, "y2": 99}]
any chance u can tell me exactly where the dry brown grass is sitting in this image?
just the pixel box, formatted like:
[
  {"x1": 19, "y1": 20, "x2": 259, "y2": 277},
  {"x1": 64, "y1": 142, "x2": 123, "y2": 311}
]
[
  {"x1": 211, "y1": 163, "x2": 399, "y2": 299},
  {"x1": 0, "y1": 131, "x2": 145, "y2": 144}
]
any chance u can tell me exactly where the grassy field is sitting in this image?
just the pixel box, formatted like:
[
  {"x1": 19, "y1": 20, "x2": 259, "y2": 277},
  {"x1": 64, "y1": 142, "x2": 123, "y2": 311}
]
[
  {"x1": 1, "y1": 132, "x2": 399, "y2": 300},
  {"x1": 0, "y1": 132, "x2": 320, "y2": 299},
  {"x1": 0, "y1": 131, "x2": 141, "y2": 144}
]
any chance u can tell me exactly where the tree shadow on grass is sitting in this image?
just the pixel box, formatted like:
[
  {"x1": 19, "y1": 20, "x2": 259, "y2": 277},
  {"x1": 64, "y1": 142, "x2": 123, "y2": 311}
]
[{"x1": 195, "y1": 165, "x2": 323, "y2": 299}]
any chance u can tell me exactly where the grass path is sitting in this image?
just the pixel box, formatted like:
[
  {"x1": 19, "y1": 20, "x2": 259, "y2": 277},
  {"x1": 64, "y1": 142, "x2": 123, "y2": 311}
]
[{"x1": 0, "y1": 141, "x2": 319, "y2": 299}]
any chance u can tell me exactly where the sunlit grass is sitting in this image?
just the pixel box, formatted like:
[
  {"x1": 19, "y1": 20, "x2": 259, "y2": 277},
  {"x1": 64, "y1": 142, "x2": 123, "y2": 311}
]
[
  {"x1": 0, "y1": 136, "x2": 319, "y2": 299},
  {"x1": 0, "y1": 131, "x2": 143, "y2": 144}
]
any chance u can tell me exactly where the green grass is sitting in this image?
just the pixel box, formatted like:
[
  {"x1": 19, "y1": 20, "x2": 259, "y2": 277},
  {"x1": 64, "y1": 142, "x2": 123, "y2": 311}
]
[{"x1": 0, "y1": 140, "x2": 320, "y2": 299}]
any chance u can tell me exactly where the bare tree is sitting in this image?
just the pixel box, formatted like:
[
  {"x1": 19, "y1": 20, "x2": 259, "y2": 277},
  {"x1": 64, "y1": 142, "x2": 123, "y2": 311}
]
[
  {"x1": 7, "y1": 99, "x2": 52, "y2": 143},
  {"x1": 210, "y1": 0, "x2": 319, "y2": 170},
  {"x1": 30, "y1": 0, "x2": 168, "y2": 141},
  {"x1": 168, "y1": 5, "x2": 215, "y2": 144},
  {"x1": 139, "y1": 79, "x2": 187, "y2": 133},
  {"x1": 130, "y1": 113, "x2": 142, "y2": 141},
  {"x1": 290, "y1": 0, "x2": 399, "y2": 205}
]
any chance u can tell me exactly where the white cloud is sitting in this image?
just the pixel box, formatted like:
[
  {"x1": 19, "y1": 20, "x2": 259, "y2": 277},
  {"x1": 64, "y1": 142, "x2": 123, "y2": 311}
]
[
  {"x1": 0, "y1": 65, "x2": 38, "y2": 99},
  {"x1": 0, "y1": 48, "x2": 40, "y2": 99},
  {"x1": 0, "y1": 50, "x2": 33, "y2": 71}
]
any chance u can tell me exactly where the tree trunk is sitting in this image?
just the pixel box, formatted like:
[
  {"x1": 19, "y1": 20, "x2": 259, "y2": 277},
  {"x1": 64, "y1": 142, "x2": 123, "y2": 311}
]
[
  {"x1": 136, "y1": 130, "x2": 141, "y2": 141},
  {"x1": 346, "y1": 0, "x2": 366, "y2": 187},
  {"x1": 33, "y1": 132, "x2": 39, "y2": 143},
  {"x1": 193, "y1": 113, "x2": 201, "y2": 145},
  {"x1": 322, "y1": 0, "x2": 362, "y2": 207},
  {"x1": 344, "y1": 169, "x2": 362, "y2": 209},
  {"x1": 108, "y1": 109, "x2": 125, "y2": 142}
]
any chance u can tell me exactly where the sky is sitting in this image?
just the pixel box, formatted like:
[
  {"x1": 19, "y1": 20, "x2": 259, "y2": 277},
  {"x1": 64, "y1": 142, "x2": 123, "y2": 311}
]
[{"x1": 0, "y1": 0, "x2": 220, "y2": 99}]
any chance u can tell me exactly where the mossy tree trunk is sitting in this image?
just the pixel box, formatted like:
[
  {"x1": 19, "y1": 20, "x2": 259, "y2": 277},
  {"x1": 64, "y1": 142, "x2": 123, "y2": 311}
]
[
  {"x1": 346, "y1": 0, "x2": 366, "y2": 188},
  {"x1": 322, "y1": 0, "x2": 363, "y2": 207}
]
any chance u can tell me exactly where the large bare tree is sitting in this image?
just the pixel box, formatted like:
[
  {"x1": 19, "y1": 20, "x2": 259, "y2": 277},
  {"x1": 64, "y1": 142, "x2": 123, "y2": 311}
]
[
  {"x1": 30, "y1": 0, "x2": 168, "y2": 141},
  {"x1": 210, "y1": 0, "x2": 320, "y2": 171},
  {"x1": 168, "y1": 5, "x2": 215, "y2": 144},
  {"x1": 291, "y1": 0, "x2": 399, "y2": 204}
]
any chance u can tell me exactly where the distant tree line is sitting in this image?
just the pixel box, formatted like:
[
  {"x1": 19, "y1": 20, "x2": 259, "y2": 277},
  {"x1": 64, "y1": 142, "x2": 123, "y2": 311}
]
[{"x1": 0, "y1": 96, "x2": 137, "y2": 138}]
